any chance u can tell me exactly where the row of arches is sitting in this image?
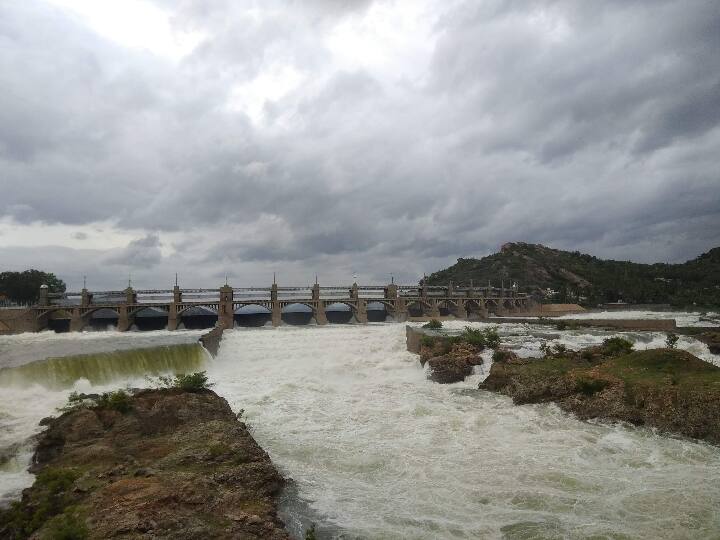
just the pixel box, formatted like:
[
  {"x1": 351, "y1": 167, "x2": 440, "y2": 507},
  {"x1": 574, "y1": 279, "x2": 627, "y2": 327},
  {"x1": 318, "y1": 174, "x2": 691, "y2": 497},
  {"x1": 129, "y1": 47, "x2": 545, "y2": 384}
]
[{"x1": 44, "y1": 302, "x2": 392, "y2": 333}]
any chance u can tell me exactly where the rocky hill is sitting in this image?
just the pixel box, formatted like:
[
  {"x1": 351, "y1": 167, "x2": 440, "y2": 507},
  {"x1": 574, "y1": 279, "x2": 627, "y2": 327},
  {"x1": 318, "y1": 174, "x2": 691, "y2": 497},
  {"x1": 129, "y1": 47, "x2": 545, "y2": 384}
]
[{"x1": 425, "y1": 243, "x2": 720, "y2": 307}]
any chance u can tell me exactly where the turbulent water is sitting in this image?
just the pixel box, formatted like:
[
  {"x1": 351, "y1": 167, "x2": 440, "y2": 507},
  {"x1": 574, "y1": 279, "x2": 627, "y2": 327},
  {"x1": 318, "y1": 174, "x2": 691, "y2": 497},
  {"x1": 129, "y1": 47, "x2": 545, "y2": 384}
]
[{"x1": 1, "y1": 321, "x2": 720, "y2": 538}]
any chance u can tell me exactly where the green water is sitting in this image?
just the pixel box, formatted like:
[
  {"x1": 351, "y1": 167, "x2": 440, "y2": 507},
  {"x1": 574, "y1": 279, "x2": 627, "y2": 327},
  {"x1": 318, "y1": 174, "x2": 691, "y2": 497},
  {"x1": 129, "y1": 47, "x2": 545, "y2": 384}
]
[{"x1": 0, "y1": 344, "x2": 208, "y2": 389}]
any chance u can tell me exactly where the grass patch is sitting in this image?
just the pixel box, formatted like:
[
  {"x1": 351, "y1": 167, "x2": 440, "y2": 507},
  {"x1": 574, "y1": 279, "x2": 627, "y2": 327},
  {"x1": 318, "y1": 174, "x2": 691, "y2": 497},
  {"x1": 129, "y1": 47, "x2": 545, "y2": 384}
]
[{"x1": 0, "y1": 467, "x2": 81, "y2": 539}]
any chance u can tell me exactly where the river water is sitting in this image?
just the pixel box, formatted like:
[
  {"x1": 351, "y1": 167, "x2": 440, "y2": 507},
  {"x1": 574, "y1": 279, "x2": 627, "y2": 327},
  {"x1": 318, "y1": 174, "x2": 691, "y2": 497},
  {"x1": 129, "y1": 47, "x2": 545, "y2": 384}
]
[{"x1": 1, "y1": 319, "x2": 719, "y2": 538}]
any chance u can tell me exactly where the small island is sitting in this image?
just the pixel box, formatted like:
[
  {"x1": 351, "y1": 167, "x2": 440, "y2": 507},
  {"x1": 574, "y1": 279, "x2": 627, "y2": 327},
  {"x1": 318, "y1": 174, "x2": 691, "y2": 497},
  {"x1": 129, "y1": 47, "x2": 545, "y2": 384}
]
[
  {"x1": 481, "y1": 339, "x2": 720, "y2": 445},
  {"x1": 0, "y1": 376, "x2": 289, "y2": 539}
]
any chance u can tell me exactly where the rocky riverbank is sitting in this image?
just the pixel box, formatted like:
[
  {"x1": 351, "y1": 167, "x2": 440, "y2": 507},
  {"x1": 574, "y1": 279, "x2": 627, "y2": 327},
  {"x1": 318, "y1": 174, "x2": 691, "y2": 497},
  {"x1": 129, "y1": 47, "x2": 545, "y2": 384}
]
[
  {"x1": 481, "y1": 341, "x2": 720, "y2": 445},
  {"x1": 0, "y1": 388, "x2": 289, "y2": 539}
]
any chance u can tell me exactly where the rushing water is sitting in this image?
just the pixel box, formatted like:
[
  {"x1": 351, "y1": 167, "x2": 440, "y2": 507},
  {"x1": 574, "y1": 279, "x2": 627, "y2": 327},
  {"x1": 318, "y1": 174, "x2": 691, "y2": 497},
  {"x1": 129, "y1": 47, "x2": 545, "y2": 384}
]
[{"x1": 1, "y1": 322, "x2": 719, "y2": 538}]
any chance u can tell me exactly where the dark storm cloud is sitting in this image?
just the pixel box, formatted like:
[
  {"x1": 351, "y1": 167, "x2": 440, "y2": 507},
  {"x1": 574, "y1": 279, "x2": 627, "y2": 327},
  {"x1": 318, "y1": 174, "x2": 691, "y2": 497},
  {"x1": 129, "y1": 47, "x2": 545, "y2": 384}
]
[
  {"x1": 105, "y1": 234, "x2": 163, "y2": 268},
  {"x1": 0, "y1": 0, "x2": 719, "y2": 288}
]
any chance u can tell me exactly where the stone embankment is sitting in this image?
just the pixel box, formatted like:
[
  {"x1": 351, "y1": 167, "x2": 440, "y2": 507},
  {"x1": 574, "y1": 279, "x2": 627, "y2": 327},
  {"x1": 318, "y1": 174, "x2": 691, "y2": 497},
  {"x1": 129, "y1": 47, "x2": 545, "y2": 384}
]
[
  {"x1": 0, "y1": 389, "x2": 289, "y2": 539},
  {"x1": 199, "y1": 325, "x2": 225, "y2": 357},
  {"x1": 480, "y1": 343, "x2": 720, "y2": 445}
]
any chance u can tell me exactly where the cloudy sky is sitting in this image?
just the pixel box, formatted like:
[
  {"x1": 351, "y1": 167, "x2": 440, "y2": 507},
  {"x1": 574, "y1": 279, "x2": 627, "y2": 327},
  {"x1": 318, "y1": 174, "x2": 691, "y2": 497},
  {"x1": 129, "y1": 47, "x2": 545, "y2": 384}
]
[{"x1": 1, "y1": 0, "x2": 719, "y2": 290}]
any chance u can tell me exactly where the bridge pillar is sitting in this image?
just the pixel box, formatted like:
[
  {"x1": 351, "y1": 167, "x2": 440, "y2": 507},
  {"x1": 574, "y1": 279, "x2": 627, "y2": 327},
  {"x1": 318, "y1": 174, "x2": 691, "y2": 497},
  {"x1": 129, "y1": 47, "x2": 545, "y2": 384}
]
[
  {"x1": 117, "y1": 305, "x2": 134, "y2": 332},
  {"x1": 453, "y1": 300, "x2": 467, "y2": 319},
  {"x1": 270, "y1": 283, "x2": 282, "y2": 326},
  {"x1": 218, "y1": 285, "x2": 234, "y2": 329},
  {"x1": 426, "y1": 300, "x2": 441, "y2": 319},
  {"x1": 314, "y1": 302, "x2": 327, "y2": 325},
  {"x1": 393, "y1": 298, "x2": 408, "y2": 322},
  {"x1": 70, "y1": 307, "x2": 85, "y2": 332},
  {"x1": 173, "y1": 285, "x2": 182, "y2": 303},
  {"x1": 167, "y1": 304, "x2": 179, "y2": 331},
  {"x1": 311, "y1": 284, "x2": 327, "y2": 325},
  {"x1": 355, "y1": 299, "x2": 368, "y2": 324}
]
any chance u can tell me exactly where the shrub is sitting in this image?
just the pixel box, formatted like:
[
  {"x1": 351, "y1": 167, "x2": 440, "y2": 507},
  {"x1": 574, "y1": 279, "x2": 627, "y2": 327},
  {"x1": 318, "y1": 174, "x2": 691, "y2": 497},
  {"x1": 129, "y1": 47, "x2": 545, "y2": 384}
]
[
  {"x1": 420, "y1": 335, "x2": 435, "y2": 347},
  {"x1": 422, "y1": 319, "x2": 443, "y2": 329},
  {"x1": 152, "y1": 371, "x2": 214, "y2": 392},
  {"x1": 96, "y1": 390, "x2": 132, "y2": 413},
  {"x1": 458, "y1": 327, "x2": 487, "y2": 348},
  {"x1": 666, "y1": 333, "x2": 679, "y2": 349},
  {"x1": 601, "y1": 337, "x2": 634, "y2": 357},
  {"x1": 483, "y1": 327, "x2": 500, "y2": 349},
  {"x1": 305, "y1": 524, "x2": 317, "y2": 540}
]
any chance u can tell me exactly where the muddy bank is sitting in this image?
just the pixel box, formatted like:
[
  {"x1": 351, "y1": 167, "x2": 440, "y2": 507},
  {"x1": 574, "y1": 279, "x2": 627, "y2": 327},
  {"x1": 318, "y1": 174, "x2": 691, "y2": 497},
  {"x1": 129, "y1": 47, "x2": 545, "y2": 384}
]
[
  {"x1": 480, "y1": 343, "x2": 720, "y2": 445},
  {"x1": 0, "y1": 388, "x2": 288, "y2": 539}
]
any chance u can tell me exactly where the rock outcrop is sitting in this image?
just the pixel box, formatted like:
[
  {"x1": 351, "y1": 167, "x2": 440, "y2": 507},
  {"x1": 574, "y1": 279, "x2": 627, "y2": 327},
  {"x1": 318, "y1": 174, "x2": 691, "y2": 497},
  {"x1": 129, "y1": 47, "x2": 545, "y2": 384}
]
[
  {"x1": 0, "y1": 389, "x2": 289, "y2": 539},
  {"x1": 481, "y1": 347, "x2": 720, "y2": 444},
  {"x1": 419, "y1": 340, "x2": 483, "y2": 384},
  {"x1": 697, "y1": 331, "x2": 720, "y2": 355}
]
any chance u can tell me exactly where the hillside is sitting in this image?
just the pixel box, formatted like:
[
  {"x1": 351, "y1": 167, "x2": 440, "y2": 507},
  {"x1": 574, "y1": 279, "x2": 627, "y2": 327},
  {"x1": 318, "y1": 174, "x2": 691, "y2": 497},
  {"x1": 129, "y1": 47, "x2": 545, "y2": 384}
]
[{"x1": 425, "y1": 243, "x2": 720, "y2": 307}]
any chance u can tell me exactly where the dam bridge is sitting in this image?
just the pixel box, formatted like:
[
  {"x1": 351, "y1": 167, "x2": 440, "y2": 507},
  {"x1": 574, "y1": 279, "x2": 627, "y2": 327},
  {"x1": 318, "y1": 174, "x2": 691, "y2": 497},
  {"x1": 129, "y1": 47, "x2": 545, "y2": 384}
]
[{"x1": 0, "y1": 281, "x2": 533, "y2": 334}]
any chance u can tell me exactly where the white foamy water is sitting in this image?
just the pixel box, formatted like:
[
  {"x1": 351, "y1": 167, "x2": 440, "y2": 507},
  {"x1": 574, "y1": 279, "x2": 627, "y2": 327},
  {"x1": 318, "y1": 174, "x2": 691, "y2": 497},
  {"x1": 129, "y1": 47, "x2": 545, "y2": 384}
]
[
  {"x1": 1, "y1": 323, "x2": 720, "y2": 538},
  {"x1": 556, "y1": 310, "x2": 720, "y2": 327}
]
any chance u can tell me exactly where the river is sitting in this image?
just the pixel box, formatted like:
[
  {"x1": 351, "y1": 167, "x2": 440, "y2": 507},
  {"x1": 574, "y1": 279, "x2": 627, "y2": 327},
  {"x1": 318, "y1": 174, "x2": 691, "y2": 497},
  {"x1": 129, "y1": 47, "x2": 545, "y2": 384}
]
[{"x1": 1, "y1": 318, "x2": 719, "y2": 538}]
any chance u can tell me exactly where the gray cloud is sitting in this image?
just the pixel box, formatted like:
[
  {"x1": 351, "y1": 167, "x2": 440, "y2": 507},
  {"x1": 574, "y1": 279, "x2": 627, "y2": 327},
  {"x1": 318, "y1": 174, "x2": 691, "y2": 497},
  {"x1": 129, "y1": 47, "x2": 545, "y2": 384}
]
[
  {"x1": 0, "y1": 0, "x2": 718, "y2": 288},
  {"x1": 105, "y1": 234, "x2": 163, "y2": 268}
]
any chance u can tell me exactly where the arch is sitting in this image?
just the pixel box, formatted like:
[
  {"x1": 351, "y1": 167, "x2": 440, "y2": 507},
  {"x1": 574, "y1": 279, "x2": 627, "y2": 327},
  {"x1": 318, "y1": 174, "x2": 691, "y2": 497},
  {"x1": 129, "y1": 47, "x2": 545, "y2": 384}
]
[
  {"x1": 82, "y1": 307, "x2": 120, "y2": 319},
  {"x1": 48, "y1": 309, "x2": 73, "y2": 319},
  {"x1": 281, "y1": 303, "x2": 313, "y2": 326},
  {"x1": 177, "y1": 304, "x2": 218, "y2": 316},
  {"x1": 133, "y1": 307, "x2": 169, "y2": 331},
  {"x1": 234, "y1": 303, "x2": 271, "y2": 314},
  {"x1": 129, "y1": 305, "x2": 169, "y2": 317},
  {"x1": 406, "y1": 300, "x2": 428, "y2": 318},
  {"x1": 234, "y1": 304, "x2": 272, "y2": 327},
  {"x1": 366, "y1": 301, "x2": 388, "y2": 322},
  {"x1": 178, "y1": 306, "x2": 218, "y2": 330},
  {"x1": 36, "y1": 306, "x2": 74, "y2": 319},
  {"x1": 368, "y1": 300, "x2": 393, "y2": 312},
  {"x1": 325, "y1": 302, "x2": 354, "y2": 324},
  {"x1": 281, "y1": 302, "x2": 314, "y2": 313},
  {"x1": 87, "y1": 308, "x2": 119, "y2": 331}
]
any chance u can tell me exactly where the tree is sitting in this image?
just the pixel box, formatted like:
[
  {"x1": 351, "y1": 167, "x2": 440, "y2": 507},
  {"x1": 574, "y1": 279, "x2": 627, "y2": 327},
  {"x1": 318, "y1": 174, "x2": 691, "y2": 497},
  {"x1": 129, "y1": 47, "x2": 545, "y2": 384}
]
[{"x1": 0, "y1": 270, "x2": 66, "y2": 304}]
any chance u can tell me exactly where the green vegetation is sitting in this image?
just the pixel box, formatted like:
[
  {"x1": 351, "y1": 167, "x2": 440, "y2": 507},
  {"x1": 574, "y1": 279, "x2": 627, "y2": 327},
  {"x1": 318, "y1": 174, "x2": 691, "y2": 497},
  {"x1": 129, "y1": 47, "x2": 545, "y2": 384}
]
[
  {"x1": 0, "y1": 468, "x2": 81, "y2": 539},
  {"x1": 422, "y1": 319, "x2": 443, "y2": 329},
  {"x1": 42, "y1": 508, "x2": 88, "y2": 540},
  {"x1": 425, "y1": 242, "x2": 720, "y2": 307},
  {"x1": 0, "y1": 269, "x2": 66, "y2": 304},
  {"x1": 60, "y1": 389, "x2": 132, "y2": 414},
  {"x1": 96, "y1": 390, "x2": 132, "y2": 413},
  {"x1": 451, "y1": 326, "x2": 500, "y2": 349},
  {"x1": 305, "y1": 524, "x2": 318, "y2": 540},
  {"x1": 601, "y1": 337, "x2": 634, "y2": 356},
  {"x1": 666, "y1": 333, "x2": 679, "y2": 349},
  {"x1": 151, "y1": 371, "x2": 214, "y2": 392},
  {"x1": 506, "y1": 348, "x2": 720, "y2": 394}
]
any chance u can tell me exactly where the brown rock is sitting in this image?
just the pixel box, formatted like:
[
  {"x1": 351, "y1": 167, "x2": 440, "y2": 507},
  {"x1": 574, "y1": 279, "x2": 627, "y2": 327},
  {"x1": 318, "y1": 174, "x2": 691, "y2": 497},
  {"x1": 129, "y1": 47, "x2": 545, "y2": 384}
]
[{"x1": 1, "y1": 389, "x2": 289, "y2": 540}]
